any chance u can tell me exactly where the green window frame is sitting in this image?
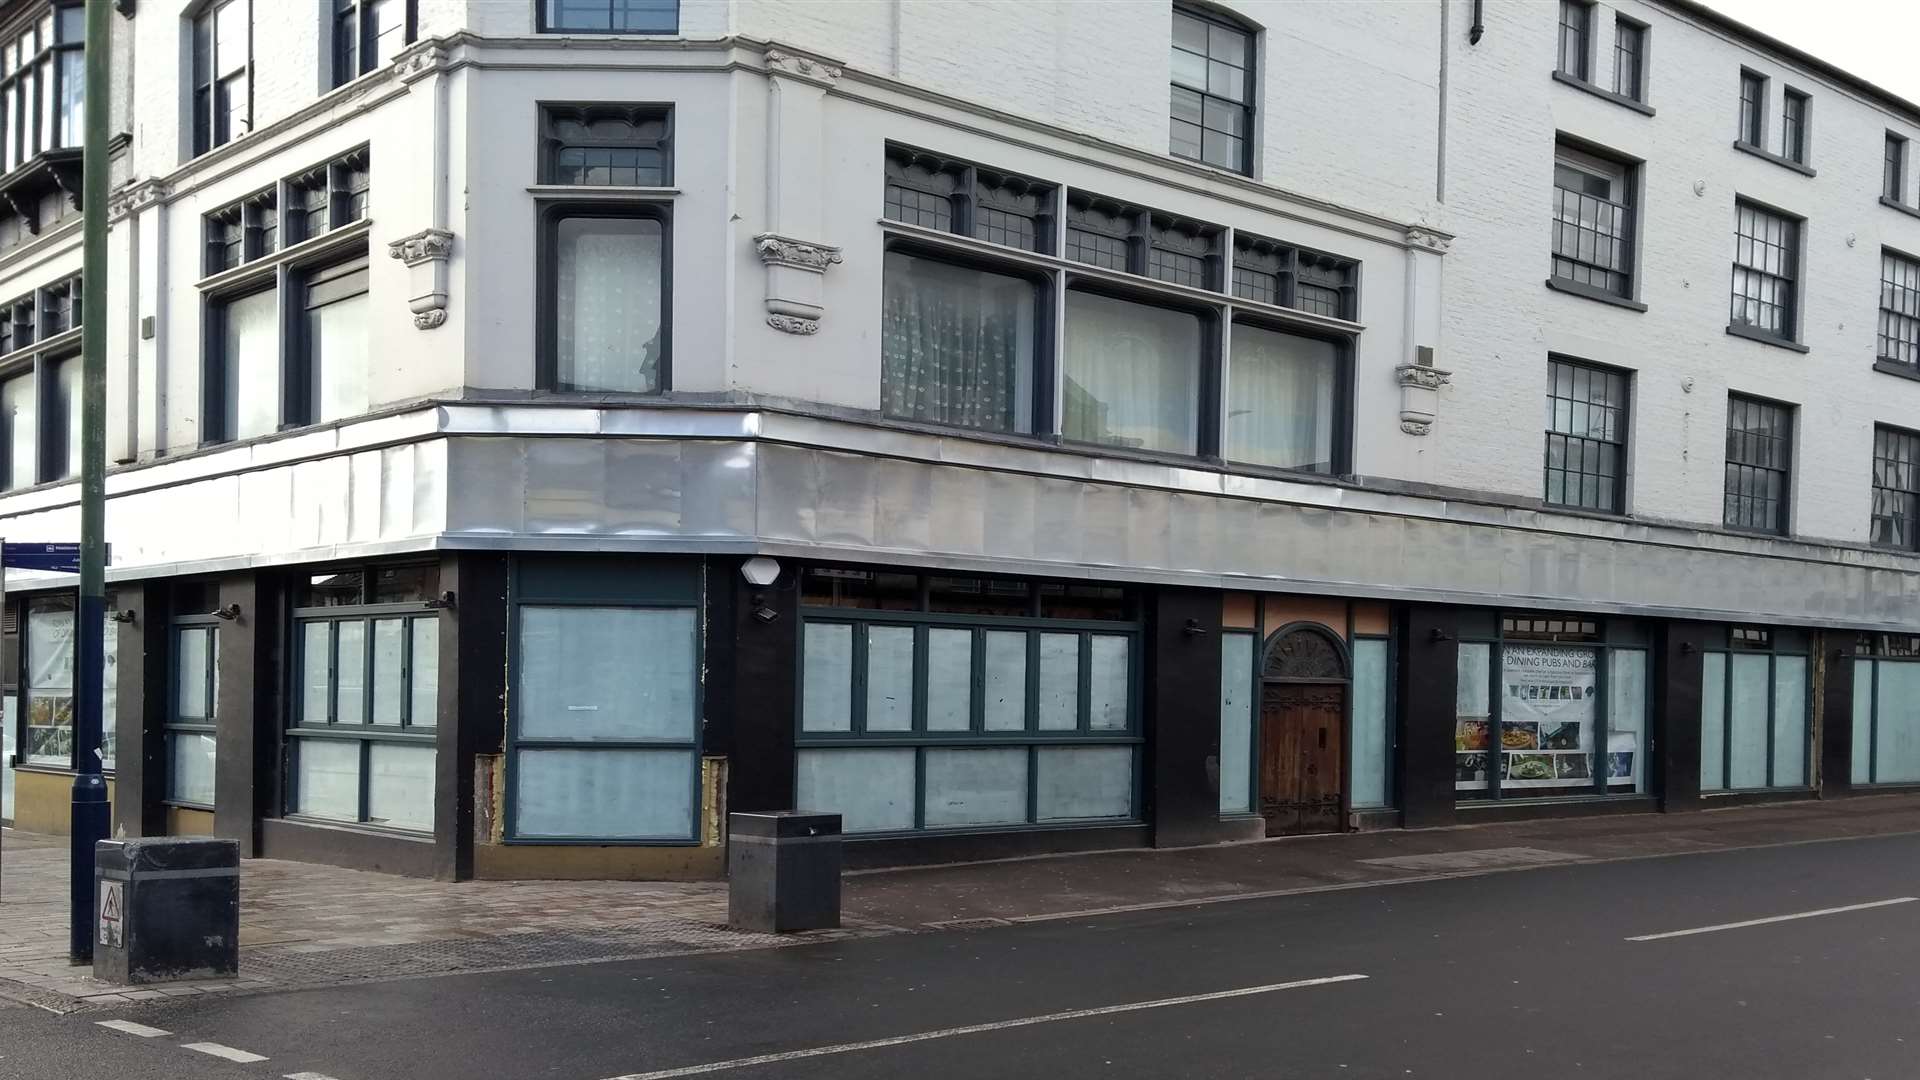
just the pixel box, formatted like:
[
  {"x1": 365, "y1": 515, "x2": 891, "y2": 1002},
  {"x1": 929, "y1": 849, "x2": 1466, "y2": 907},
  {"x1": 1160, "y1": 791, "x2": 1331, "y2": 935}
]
[
  {"x1": 1851, "y1": 634, "x2": 1920, "y2": 786},
  {"x1": 166, "y1": 617, "x2": 220, "y2": 807},
  {"x1": 1699, "y1": 626, "x2": 1810, "y2": 793}
]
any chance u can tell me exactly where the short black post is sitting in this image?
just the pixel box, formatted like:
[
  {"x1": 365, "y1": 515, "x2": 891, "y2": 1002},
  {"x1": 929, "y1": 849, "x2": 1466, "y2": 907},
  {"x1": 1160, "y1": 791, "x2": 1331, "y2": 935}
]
[
  {"x1": 728, "y1": 812, "x2": 841, "y2": 933},
  {"x1": 93, "y1": 838, "x2": 240, "y2": 985}
]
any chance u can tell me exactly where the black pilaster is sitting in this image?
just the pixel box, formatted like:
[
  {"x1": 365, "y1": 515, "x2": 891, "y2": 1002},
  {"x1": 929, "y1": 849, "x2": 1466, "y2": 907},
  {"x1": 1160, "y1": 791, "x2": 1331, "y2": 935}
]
[
  {"x1": 1820, "y1": 638, "x2": 1854, "y2": 797},
  {"x1": 714, "y1": 558, "x2": 798, "y2": 813},
  {"x1": 1654, "y1": 620, "x2": 1709, "y2": 810},
  {"x1": 437, "y1": 553, "x2": 508, "y2": 880},
  {"x1": 212, "y1": 575, "x2": 275, "y2": 856},
  {"x1": 113, "y1": 583, "x2": 166, "y2": 837},
  {"x1": 1144, "y1": 585, "x2": 1231, "y2": 847},
  {"x1": 1396, "y1": 604, "x2": 1458, "y2": 829}
]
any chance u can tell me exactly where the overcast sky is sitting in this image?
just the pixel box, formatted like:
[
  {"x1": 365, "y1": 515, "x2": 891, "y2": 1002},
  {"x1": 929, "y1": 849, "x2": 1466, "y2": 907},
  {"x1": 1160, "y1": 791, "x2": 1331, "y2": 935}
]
[{"x1": 1701, "y1": 0, "x2": 1920, "y2": 102}]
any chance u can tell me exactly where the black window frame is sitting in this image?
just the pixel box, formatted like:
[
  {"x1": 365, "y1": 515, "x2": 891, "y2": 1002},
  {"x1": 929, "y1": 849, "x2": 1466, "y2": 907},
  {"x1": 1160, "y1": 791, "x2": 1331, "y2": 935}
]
[
  {"x1": 1722, "y1": 393, "x2": 1794, "y2": 536},
  {"x1": 201, "y1": 275, "x2": 281, "y2": 444},
  {"x1": 190, "y1": 0, "x2": 252, "y2": 159},
  {"x1": 288, "y1": 253, "x2": 371, "y2": 428},
  {"x1": 1611, "y1": 16, "x2": 1646, "y2": 102},
  {"x1": 535, "y1": 0, "x2": 677, "y2": 34},
  {"x1": 1780, "y1": 87, "x2": 1810, "y2": 165},
  {"x1": 1169, "y1": 3, "x2": 1256, "y2": 176},
  {"x1": 1550, "y1": 141, "x2": 1638, "y2": 302},
  {"x1": 1872, "y1": 423, "x2": 1920, "y2": 552},
  {"x1": 1698, "y1": 626, "x2": 1812, "y2": 793},
  {"x1": 1543, "y1": 356, "x2": 1629, "y2": 515},
  {"x1": 0, "y1": 1, "x2": 85, "y2": 177},
  {"x1": 1060, "y1": 274, "x2": 1220, "y2": 459},
  {"x1": 534, "y1": 200, "x2": 673, "y2": 394},
  {"x1": 331, "y1": 0, "x2": 418, "y2": 89},
  {"x1": 165, "y1": 610, "x2": 221, "y2": 808},
  {"x1": 1879, "y1": 247, "x2": 1920, "y2": 373},
  {"x1": 539, "y1": 101, "x2": 673, "y2": 187},
  {"x1": 1728, "y1": 198, "x2": 1800, "y2": 344},
  {"x1": 1737, "y1": 69, "x2": 1766, "y2": 148},
  {"x1": 1887, "y1": 132, "x2": 1909, "y2": 204},
  {"x1": 1556, "y1": 0, "x2": 1591, "y2": 81},
  {"x1": 1221, "y1": 314, "x2": 1353, "y2": 476}
]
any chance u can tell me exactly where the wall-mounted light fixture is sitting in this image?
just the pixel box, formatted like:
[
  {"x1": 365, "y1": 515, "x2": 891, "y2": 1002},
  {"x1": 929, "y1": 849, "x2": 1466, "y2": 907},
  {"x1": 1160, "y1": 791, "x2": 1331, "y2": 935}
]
[
  {"x1": 1183, "y1": 618, "x2": 1209, "y2": 637},
  {"x1": 1679, "y1": 641, "x2": 1698, "y2": 655},
  {"x1": 211, "y1": 603, "x2": 240, "y2": 621},
  {"x1": 1430, "y1": 627, "x2": 1457, "y2": 643},
  {"x1": 742, "y1": 557, "x2": 782, "y2": 624},
  {"x1": 424, "y1": 591, "x2": 457, "y2": 611},
  {"x1": 108, "y1": 609, "x2": 136, "y2": 624}
]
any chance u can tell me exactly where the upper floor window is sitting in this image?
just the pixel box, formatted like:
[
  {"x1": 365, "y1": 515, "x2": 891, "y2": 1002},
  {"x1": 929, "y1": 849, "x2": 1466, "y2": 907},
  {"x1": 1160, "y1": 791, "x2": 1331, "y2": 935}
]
[
  {"x1": 191, "y1": 0, "x2": 250, "y2": 157},
  {"x1": 1880, "y1": 249, "x2": 1920, "y2": 372},
  {"x1": 1169, "y1": 5, "x2": 1253, "y2": 174},
  {"x1": 1872, "y1": 425, "x2": 1920, "y2": 551},
  {"x1": 332, "y1": 0, "x2": 416, "y2": 88},
  {"x1": 1729, "y1": 200, "x2": 1799, "y2": 343},
  {"x1": 538, "y1": 0, "x2": 677, "y2": 34},
  {"x1": 1544, "y1": 357, "x2": 1628, "y2": 514},
  {"x1": 541, "y1": 104, "x2": 671, "y2": 187},
  {"x1": 1723, "y1": 394, "x2": 1792, "y2": 535},
  {"x1": 1231, "y1": 234, "x2": 1356, "y2": 320},
  {"x1": 1551, "y1": 144, "x2": 1635, "y2": 301},
  {"x1": 1611, "y1": 18, "x2": 1645, "y2": 101},
  {"x1": 1780, "y1": 88, "x2": 1809, "y2": 165},
  {"x1": 1887, "y1": 133, "x2": 1909, "y2": 204},
  {"x1": 1737, "y1": 70, "x2": 1765, "y2": 148},
  {"x1": 1556, "y1": 0, "x2": 1591, "y2": 81},
  {"x1": 0, "y1": 2, "x2": 83, "y2": 176}
]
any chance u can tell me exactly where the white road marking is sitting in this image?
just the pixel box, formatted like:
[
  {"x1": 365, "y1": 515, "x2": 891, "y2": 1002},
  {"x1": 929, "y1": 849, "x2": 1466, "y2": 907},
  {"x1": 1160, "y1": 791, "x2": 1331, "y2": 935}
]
[
  {"x1": 1626, "y1": 896, "x2": 1919, "y2": 941},
  {"x1": 601, "y1": 974, "x2": 1369, "y2": 1079},
  {"x1": 181, "y1": 1041, "x2": 270, "y2": 1064},
  {"x1": 285, "y1": 1073, "x2": 345, "y2": 1080},
  {"x1": 94, "y1": 1020, "x2": 171, "y2": 1038}
]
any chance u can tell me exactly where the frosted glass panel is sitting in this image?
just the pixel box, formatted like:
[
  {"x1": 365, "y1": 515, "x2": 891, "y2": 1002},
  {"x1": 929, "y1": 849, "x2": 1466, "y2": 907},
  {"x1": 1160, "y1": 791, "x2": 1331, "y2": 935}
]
[
  {"x1": 294, "y1": 738, "x2": 359, "y2": 821},
  {"x1": 176, "y1": 627, "x2": 213, "y2": 722},
  {"x1": 983, "y1": 631, "x2": 1028, "y2": 731},
  {"x1": 1875, "y1": 662, "x2": 1920, "y2": 784},
  {"x1": 1454, "y1": 642, "x2": 1492, "y2": 792},
  {"x1": 1036, "y1": 746, "x2": 1133, "y2": 820},
  {"x1": 923, "y1": 747, "x2": 1028, "y2": 827},
  {"x1": 801, "y1": 623, "x2": 853, "y2": 733},
  {"x1": 371, "y1": 618, "x2": 405, "y2": 725},
  {"x1": 1853, "y1": 661, "x2": 1875, "y2": 784},
  {"x1": 865, "y1": 626, "x2": 915, "y2": 732},
  {"x1": 336, "y1": 620, "x2": 366, "y2": 725},
  {"x1": 1350, "y1": 639, "x2": 1390, "y2": 808},
  {"x1": 513, "y1": 748, "x2": 695, "y2": 839},
  {"x1": 926, "y1": 628, "x2": 973, "y2": 731},
  {"x1": 1771, "y1": 656, "x2": 1808, "y2": 787},
  {"x1": 410, "y1": 618, "x2": 440, "y2": 728},
  {"x1": 367, "y1": 743, "x2": 435, "y2": 831},
  {"x1": 302, "y1": 622, "x2": 331, "y2": 724},
  {"x1": 1607, "y1": 650, "x2": 1648, "y2": 794},
  {"x1": 1728, "y1": 654, "x2": 1770, "y2": 789},
  {"x1": 519, "y1": 607, "x2": 697, "y2": 741},
  {"x1": 1087, "y1": 636, "x2": 1129, "y2": 730},
  {"x1": 169, "y1": 731, "x2": 217, "y2": 806},
  {"x1": 1219, "y1": 632, "x2": 1254, "y2": 813},
  {"x1": 1037, "y1": 633, "x2": 1080, "y2": 730},
  {"x1": 796, "y1": 748, "x2": 915, "y2": 833},
  {"x1": 1700, "y1": 653, "x2": 1726, "y2": 791}
]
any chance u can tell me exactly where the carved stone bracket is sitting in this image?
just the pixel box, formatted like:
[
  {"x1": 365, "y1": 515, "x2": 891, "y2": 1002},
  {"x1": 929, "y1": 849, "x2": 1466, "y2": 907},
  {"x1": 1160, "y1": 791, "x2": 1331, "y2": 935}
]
[
  {"x1": 1396, "y1": 359, "x2": 1453, "y2": 436},
  {"x1": 393, "y1": 42, "x2": 452, "y2": 83},
  {"x1": 755, "y1": 232, "x2": 842, "y2": 334},
  {"x1": 387, "y1": 227, "x2": 454, "y2": 330},
  {"x1": 1406, "y1": 225, "x2": 1452, "y2": 253},
  {"x1": 764, "y1": 48, "x2": 843, "y2": 86}
]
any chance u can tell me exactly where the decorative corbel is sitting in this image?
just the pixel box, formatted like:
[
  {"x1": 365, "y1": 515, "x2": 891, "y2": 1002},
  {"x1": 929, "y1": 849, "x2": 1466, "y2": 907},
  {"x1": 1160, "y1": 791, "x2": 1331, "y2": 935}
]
[
  {"x1": 763, "y1": 49, "x2": 843, "y2": 86},
  {"x1": 387, "y1": 228, "x2": 454, "y2": 330},
  {"x1": 754, "y1": 232, "x2": 842, "y2": 334},
  {"x1": 1406, "y1": 225, "x2": 1453, "y2": 253},
  {"x1": 1396, "y1": 347, "x2": 1453, "y2": 436},
  {"x1": 107, "y1": 178, "x2": 170, "y2": 223}
]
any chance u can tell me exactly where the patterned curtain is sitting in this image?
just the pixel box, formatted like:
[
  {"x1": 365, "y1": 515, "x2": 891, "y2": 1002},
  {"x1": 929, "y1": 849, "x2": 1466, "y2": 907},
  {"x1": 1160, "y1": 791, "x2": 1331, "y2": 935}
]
[
  {"x1": 881, "y1": 254, "x2": 1019, "y2": 431},
  {"x1": 558, "y1": 219, "x2": 662, "y2": 392}
]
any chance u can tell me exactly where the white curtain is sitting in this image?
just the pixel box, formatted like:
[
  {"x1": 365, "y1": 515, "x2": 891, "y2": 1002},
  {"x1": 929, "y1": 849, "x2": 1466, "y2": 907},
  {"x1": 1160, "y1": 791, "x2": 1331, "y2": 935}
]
[
  {"x1": 1226, "y1": 323, "x2": 1337, "y2": 471},
  {"x1": 1063, "y1": 290, "x2": 1199, "y2": 453},
  {"x1": 556, "y1": 218, "x2": 663, "y2": 392},
  {"x1": 225, "y1": 289, "x2": 280, "y2": 440}
]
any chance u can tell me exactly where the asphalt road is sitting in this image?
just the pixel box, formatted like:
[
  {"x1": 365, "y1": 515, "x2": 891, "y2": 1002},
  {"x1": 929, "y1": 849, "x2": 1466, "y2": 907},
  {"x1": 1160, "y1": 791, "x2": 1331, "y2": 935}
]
[{"x1": 7, "y1": 831, "x2": 1920, "y2": 1080}]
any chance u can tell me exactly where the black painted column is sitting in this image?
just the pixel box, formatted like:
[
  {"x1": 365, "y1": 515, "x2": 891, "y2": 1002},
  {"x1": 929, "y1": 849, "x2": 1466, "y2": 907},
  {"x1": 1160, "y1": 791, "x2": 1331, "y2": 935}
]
[
  {"x1": 1653, "y1": 620, "x2": 1709, "y2": 811},
  {"x1": 1819, "y1": 636, "x2": 1854, "y2": 798},
  {"x1": 1144, "y1": 586, "x2": 1231, "y2": 848},
  {"x1": 711, "y1": 557, "x2": 799, "y2": 814},
  {"x1": 111, "y1": 582, "x2": 166, "y2": 838},
  {"x1": 212, "y1": 575, "x2": 277, "y2": 856},
  {"x1": 437, "y1": 553, "x2": 508, "y2": 881},
  {"x1": 1396, "y1": 604, "x2": 1458, "y2": 829}
]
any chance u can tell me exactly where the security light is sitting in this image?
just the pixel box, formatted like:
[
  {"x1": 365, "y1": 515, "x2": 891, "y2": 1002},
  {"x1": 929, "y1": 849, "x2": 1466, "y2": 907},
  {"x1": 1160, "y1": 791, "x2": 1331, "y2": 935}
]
[{"x1": 740, "y1": 557, "x2": 781, "y2": 588}]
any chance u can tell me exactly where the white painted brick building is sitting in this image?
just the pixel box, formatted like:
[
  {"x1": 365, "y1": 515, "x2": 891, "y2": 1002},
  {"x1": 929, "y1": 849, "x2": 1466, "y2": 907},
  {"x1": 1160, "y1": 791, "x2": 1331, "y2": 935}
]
[{"x1": 0, "y1": 0, "x2": 1914, "y2": 878}]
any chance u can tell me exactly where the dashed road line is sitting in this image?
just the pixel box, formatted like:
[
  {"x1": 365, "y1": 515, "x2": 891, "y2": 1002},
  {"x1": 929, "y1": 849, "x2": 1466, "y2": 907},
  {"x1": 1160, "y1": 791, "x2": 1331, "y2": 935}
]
[
  {"x1": 600, "y1": 974, "x2": 1370, "y2": 1079},
  {"x1": 1626, "y1": 896, "x2": 1919, "y2": 941},
  {"x1": 181, "y1": 1041, "x2": 270, "y2": 1064},
  {"x1": 285, "y1": 1072, "x2": 345, "y2": 1079},
  {"x1": 94, "y1": 1019, "x2": 171, "y2": 1038}
]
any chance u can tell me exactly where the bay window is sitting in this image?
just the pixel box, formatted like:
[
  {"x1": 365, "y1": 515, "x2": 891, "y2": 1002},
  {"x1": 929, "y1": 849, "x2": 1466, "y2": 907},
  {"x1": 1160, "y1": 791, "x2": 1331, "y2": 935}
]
[
  {"x1": 877, "y1": 142, "x2": 1359, "y2": 473},
  {"x1": 543, "y1": 209, "x2": 668, "y2": 393},
  {"x1": 0, "y1": 2, "x2": 83, "y2": 176},
  {"x1": 1, "y1": 368, "x2": 32, "y2": 489}
]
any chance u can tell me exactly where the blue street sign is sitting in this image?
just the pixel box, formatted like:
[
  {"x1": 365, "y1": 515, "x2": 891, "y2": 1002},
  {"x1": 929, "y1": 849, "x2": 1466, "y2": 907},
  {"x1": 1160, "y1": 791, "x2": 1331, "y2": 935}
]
[{"x1": 3, "y1": 542, "x2": 91, "y2": 573}]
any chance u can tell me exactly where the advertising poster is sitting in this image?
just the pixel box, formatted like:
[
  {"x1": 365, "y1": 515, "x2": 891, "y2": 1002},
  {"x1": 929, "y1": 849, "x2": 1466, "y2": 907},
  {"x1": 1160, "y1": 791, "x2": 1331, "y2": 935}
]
[{"x1": 1499, "y1": 646, "x2": 1596, "y2": 789}]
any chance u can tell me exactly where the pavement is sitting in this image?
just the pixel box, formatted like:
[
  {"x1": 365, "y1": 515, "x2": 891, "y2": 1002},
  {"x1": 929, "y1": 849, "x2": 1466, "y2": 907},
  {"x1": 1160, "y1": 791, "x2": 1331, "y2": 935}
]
[{"x1": 8, "y1": 803, "x2": 1920, "y2": 1079}]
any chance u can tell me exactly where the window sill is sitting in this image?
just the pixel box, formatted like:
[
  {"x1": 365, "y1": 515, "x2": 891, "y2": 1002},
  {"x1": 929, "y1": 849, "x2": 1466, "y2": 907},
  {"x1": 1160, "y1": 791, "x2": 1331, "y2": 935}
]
[
  {"x1": 526, "y1": 184, "x2": 679, "y2": 201},
  {"x1": 1725, "y1": 323, "x2": 1809, "y2": 353},
  {"x1": 1880, "y1": 195, "x2": 1920, "y2": 221},
  {"x1": 1544, "y1": 276, "x2": 1647, "y2": 312},
  {"x1": 1549, "y1": 71, "x2": 1655, "y2": 116},
  {"x1": 1732, "y1": 140, "x2": 1816, "y2": 177},
  {"x1": 1721, "y1": 522, "x2": 1792, "y2": 540},
  {"x1": 1542, "y1": 499, "x2": 1628, "y2": 518},
  {"x1": 1873, "y1": 359, "x2": 1920, "y2": 383},
  {"x1": 281, "y1": 814, "x2": 434, "y2": 841}
]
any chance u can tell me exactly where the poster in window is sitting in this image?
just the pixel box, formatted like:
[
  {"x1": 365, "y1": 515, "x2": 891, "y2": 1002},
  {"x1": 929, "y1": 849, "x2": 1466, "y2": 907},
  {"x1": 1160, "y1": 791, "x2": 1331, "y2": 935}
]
[{"x1": 1500, "y1": 646, "x2": 1596, "y2": 789}]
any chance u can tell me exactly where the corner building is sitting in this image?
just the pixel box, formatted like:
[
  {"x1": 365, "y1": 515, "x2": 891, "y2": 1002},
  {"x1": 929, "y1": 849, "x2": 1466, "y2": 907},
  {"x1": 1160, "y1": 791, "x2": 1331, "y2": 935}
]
[{"x1": 0, "y1": 0, "x2": 1915, "y2": 879}]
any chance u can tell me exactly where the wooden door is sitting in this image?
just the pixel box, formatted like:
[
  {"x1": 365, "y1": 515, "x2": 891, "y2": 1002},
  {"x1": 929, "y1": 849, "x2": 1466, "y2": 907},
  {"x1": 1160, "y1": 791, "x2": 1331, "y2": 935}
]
[{"x1": 1258, "y1": 683, "x2": 1345, "y2": 836}]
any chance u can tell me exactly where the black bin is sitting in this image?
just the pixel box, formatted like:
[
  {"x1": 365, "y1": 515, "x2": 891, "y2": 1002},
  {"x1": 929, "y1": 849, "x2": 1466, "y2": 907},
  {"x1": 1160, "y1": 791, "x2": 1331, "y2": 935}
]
[
  {"x1": 728, "y1": 811, "x2": 841, "y2": 933},
  {"x1": 93, "y1": 838, "x2": 240, "y2": 985}
]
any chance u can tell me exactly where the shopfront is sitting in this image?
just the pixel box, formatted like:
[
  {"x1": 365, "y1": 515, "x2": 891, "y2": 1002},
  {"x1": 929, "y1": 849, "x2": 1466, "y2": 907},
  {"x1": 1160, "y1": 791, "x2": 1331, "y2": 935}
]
[
  {"x1": 1699, "y1": 627, "x2": 1811, "y2": 794},
  {"x1": 1850, "y1": 633, "x2": 1920, "y2": 787}
]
